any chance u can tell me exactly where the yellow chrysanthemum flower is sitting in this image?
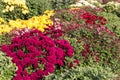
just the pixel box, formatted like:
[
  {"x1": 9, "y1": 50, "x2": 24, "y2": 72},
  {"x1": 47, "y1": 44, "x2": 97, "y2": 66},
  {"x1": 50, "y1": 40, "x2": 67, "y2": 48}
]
[
  {"x1": 9, "y1": 6, "x2": 14, "y2": 11},
  {"x1": 0, "y1": 18, "x2": 5, "y2": 23},
  {"x1": 2, "y1": 0, "x2": 29, "y2": 14},
  {"x1": 0, "y1": 10, "x2": 54, "y2": 34}
]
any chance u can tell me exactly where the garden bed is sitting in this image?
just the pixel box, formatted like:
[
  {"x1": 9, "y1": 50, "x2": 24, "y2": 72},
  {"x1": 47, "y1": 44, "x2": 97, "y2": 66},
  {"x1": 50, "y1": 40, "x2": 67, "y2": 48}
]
[{"x1": 0, "y1": 0, "x2": 120, "y2": 80}]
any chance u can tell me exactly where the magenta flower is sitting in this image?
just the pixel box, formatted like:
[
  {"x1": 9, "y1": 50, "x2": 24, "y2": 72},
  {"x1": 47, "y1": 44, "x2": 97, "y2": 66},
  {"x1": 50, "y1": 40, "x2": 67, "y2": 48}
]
[{"x1": 1, "y1": 28, "x2": 74, "y2": 80}]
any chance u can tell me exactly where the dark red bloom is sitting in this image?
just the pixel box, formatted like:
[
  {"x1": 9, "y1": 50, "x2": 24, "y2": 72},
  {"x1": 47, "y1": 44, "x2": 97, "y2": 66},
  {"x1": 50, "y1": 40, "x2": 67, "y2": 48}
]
[
  {"x1": 1, "y1": 28, "x2": 74, "y2": 80},
  {"x1": 74, "y1": 59, "x2": 79, "y2": 65}
]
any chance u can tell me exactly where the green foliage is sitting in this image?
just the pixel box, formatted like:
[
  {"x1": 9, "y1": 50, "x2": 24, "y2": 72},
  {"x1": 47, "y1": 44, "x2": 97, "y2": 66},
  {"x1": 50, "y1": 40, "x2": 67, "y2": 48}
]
[
  {"x1": 65, "y1": 26, "x2": 120, "y2": 71},
  {"x1": 113, "y1": 6, "x2": 120, "y2": 18},
  {"x1": 103, "y1": 3, "x2": 116, "y2": 13},
  {"x1": 50, "y1": 0, "x2": 76, "y2": 10},
  {"x1": 0, "y1": 1, "x2": 26, "y2": 21},
  {"x1": 44, "y1": 63, "x2": 117, "y2": 80},
  {"x1": 63, "y1": 37, "x2": 85, "y2": 63},
  {"x1": 80, "y1": 6, "x2": 103, "y2": 15},
  {"x1": 0, "y1": 0, "x2": 4, "y2": 17},
  {"x1": 53, "y1": 10, "x2": 74, "y2": 22},
  {"x1": 53, "y1": 9, "x2": 120, "y2": 72},
  {"x1": 2, "y1": 7, "x2": 27, "y2": 21},
  {"x1": 61, "y1": 12, "x2": 73, "y2": 22},
  {"x1": 90, "y1": 1, "x2": 102, "y2": 7},
  {"x1": 0, "y1": 33, "x2": 12, "y2": 46},
  {"x1": 102, "y1": 1, "x2": 120, "y2": 15},
  {"x1": 0, "y1": 0, "x2": 52, "y2": 21},
  {"x1": 0, "y1": 51, "x2": 17, "y2": 80},
  {"x1": 26, "y1": 0, "x2": 52, "y2": 18},
  {"x1": 64, "y1": 37, "x2": 84, "y2": 55},
  {"x1": 97, "y1": 12, "x2": 120, "y2": 38}
]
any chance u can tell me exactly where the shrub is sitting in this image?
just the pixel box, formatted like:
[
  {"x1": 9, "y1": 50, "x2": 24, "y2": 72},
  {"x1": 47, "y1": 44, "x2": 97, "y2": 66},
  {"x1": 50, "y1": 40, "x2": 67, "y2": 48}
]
[
  {"x1": 79, "y1": 6, "x2": 103, "y2": 15},
  {"x1": 0, "y1": 0, "x2": 29, "y2": 20},
  {"x1": 1, "y1": 28, "x2": 74, "y2": 80},
  {"x1": 44, "y1": 63, "x2": 117, "y2": 80},
  {"x1": 0, "y1": 51, "x2": 17, "y2": 80},
  {"x1": 102, "y1": 1, "x2": 120, "y2": 13},
  {"x1": 97, "y1": 12, "x2": 120, "y2": 38},
  {"x1": 2, "y1": 7, "x2": 27, "y2": 21},
  {"x1": 50, "y1": 0, "x2": 76, "y2": 10},
  {"x1": 53, "y1": 9, "x2": 120, "y2": 72},
  {"x1": 0, "y1": 10, "x2": 54, "y2": 34},
  {"x1": 0, "y1": 0, "x2": 52, "y2": 20},
  {"x1": 65, "y1": 26, "x2": 120, "y2": 69},
  {"x1": 26, "y1": 0, "x2": 52, "y2": 18},
  {"x1": 53, "y1": 9, "x2": 107, "y2": 34},
  {"x1": 0, "y1": 0, "x2": 4, "y2": 17},
  {"x1": 0, "y1": 33, "x2": 12, "y2": 46}
]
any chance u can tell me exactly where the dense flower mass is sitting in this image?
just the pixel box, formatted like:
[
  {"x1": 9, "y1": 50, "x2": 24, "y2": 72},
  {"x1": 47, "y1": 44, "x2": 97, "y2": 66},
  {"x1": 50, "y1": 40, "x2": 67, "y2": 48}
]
[
  {"x1": 77, "y1": 9, "x2": 115, "y2": 35},
  {"x1": 0, "y1": 0, "x2": 120, "y2": 79},
  {"x1": 0, "y1": 10, "x2": 53, "y2": 34},
  {"x1": 2, "y1": 0, "x2": 29, "y2": 14},
  {"x1": 53, "y1": 8, "x2": 120, "y2": 66},
  {"x1": 54, "y1": 9, "x2": 114, "y2": 36},
  {"x1": 2, "y1": 28, "x2": 74, "y2": 80}
]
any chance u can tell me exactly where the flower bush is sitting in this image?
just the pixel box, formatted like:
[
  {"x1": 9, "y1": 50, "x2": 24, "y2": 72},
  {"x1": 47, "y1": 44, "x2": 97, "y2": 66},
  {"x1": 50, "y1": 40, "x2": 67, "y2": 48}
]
[
  {"x1": 2, "y1": 0, "x2": 29, "y2": 14},
  {"x1": 97, "y1": 12, "x2": 120, "y2": 38},
  {"x1": 53, "y1": 8, "x2": 113, "y2": 35},
  {"x1": 0, "y1": 10, "x2": 53, "y2": 34},
  {"x1": 0, "y1": 0, "x2": 52, "y2": 20},
  {"x1": 0, "y1": 0, "x2": 28, "y2": 21},
  {"x1": 70, "y1": 0, "x2": 96, "y2": 8},
  {"x1": 53, "y1": 8, "x2": 120, "y2": 72},
  {"x1": 50, "y1": 0, "x2": 76, "y2": 10},
  {"x1": 1, "y1": 28, "x2": 74, "y2": 80},
  {"x1": 44, "y1": 63, "x2": 117, "y2": 80},
  {"x1": 26, "y1": 0, "x2": 52, "y2": 19},
  {"x1": 0, "y1": 51, "x2": 17, "y2": 80},
  {"x1": 0, "y1": 1, "x2": 120, "y2": 80}
]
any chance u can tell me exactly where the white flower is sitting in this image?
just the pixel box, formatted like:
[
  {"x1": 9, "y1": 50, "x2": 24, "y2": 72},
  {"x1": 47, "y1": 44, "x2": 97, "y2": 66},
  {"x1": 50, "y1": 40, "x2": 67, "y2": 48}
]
[{"x1": 70, "y1": 0, "x2": 96, "y2": 8}]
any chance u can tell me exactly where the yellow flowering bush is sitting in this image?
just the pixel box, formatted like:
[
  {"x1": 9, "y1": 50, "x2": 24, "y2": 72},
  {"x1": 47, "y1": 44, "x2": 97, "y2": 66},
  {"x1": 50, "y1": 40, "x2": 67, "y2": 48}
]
[
  {"x1": 0, "y1": 10, "x2": 54, "y2": 34},
  {"x1": 2, "y1": 0, "x2": 29, "y2": 14}
]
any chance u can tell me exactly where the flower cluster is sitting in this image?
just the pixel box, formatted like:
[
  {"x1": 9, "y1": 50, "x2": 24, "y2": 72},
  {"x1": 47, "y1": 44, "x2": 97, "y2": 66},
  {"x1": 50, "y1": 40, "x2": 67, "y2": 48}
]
[
  {"x1": 70, "y1": 0, "x2": 96, "y2": 8},
  {"x1": 2, "y1": 0, "x2": 29, "y2": 14},
  {"x1": 2, "y1": 29, "x2": 74, "y2": 80},
  {"x1": 69, "y1": 8, "x2": 106, "y2": 26},
  {"x1": 53, "y1": 8, "x2": 120, "y2": 65},
  {"x1": 79, "y1": 11, "x2": 114, "y2": 35},
  {"x1": 0, "y1": 18, "x2": 6, "y2": 24},
  {"x1": 0, "y1": 10, "x2": 54, "y2": 34},
  {"x1": 54, "y1": 9, "x2": 114, "y2": 35},
  {"x1": 11, "y1": 28, "x2": 30, "y2": 37}
]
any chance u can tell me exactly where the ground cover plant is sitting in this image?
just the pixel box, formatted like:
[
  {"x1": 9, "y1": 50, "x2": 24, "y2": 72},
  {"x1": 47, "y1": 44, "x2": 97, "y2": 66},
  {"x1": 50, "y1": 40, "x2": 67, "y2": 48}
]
[
  {"x1": 0, "y1": 10, "x2": 53, "y2": 34},
  {"x1": 50, "y1": 0, "x2": 76, "y2": 10},
  {"x1": 0, "y1": 0, "x2": 120, "y2": 80},
  {"x1": 52, "y1": 8, "x2": 120, "y2": 79},
  {"x1": 0, "y1": 51, "x2": 17, "y2": 80},
  {"x1": 1, "y1": 27, "x2": 74, "y2": 79},
  {"x1": 44, "y1": 63, "x2": 117, "y2": 80},
  {"x1": 0, "y1": 0, "x2": 52, "y2": 20}
]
